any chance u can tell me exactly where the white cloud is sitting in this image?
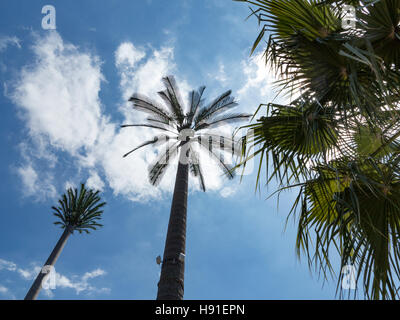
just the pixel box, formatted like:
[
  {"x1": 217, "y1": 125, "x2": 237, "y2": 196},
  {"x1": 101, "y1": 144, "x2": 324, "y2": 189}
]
[
  {"x1": 115, "y1": 42, "x2": 145, "y2": 69},
  {"x1": 237, "y1": 51, "x2": 276, "y2": 100},
  {"x1": 0, "y1": 258, "x2": 110, "y2": 297},
  {"x1": 8, "y1": 31, "x2": 111, "y2": 200},
  {"x1": 9, "y1": 32, "x2": 248, "y2": 203},
  {"x1": 115, "y1": 42, "x2": 146, "y2": 101},
  {"x1": 11, "y1": 31, "x2": 105, "y2": 154},
  {"x1": 86, "y1": 170, "x2": 105, "y2": 191},
  {"x1": 93, "y1": 128, "x2": 166, "y2": 201},
  {"x1": 10, "y1": 32, "x2": 178, "y2": 202},
  {"x1": 235, "y1": 51, "x2": 295, "y2": 111},
  {"x1": 64, "y1": 180, "x2": 75, "y2": 190},
  {"x1": 18, "y1": 137, "x2": 58, "y2": 168},
  {"x1": 209, "y1": 62, "x2": 227, "y2": 84},
  {"x1": 53, "y1": 268, "x2": 109, "y2": 295},
  {"x1": 0, "y1": 35, "x2": 21, "y2": 73},
  {"x1": 116, "y1": 45, "x2": 176, "y2": 104},
  {"x1": 1, "y1": 259, "x2": 42, "y2": 281},
  {"x1": 16, "y1": 163, "x2": 57, "y2": 200},
  {"x1": 0, "y1": 259, "x2": 17, "y2": 272},
  {"x1": 220, "y1": 186, "x2": 237, "y2": 198},
  {"x1": 0, "y1": 259, "x2": 41, "y2": 284},
  {"x1": 0, "y1": 285, "x2": 9, "y2": 294},
  {"x1": 0, "y1": 284, "x2": 15, "y2": 299},
  {"x1": 0, "y1": 36, "x2": 21, "y2": 52},
  {"x1": 81, "y1": 268, "x2": 106, "y2": 282},
  {"x1": 17, "y1": 265, "x2": 41, "y2": 280},
  {"x1": 16, "y1": 165, "x2": 38, "y2": 195}
]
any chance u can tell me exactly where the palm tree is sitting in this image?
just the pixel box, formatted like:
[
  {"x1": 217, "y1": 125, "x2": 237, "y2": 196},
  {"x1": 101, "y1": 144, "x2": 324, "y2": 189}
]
[
  {"x1": 236, "y1": 0, "x2": 400, "y2": 299},
  {"x1": 122, "y1": 75, "x2": 250, "y2": 300},
  {"x1": 24, "y1": 183, "x2": 106, "y2": 300}
]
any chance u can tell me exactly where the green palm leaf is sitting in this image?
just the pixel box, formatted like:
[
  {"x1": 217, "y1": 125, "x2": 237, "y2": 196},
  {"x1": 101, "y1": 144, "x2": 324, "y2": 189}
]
[{"x1": 52, "y1": 183, "x2": 106, "y2": 233}]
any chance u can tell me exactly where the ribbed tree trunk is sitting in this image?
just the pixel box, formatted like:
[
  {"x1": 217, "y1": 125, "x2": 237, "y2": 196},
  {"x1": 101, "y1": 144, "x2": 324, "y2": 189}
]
[
  {"x1": 24, "y1": 225, "x2": 73, "y2": 300},
  {"x1": 157, "y1": 148, "x2": 189, "y2": 300}
]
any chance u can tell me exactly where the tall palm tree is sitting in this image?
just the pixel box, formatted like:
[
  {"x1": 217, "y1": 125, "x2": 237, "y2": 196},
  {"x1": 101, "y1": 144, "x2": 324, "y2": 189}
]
[
  {"x1": 236, "y1": 0, "x2": 400, "y2": 299},
  {"x1": 24, "y1": 184, "x2": 106, "y2": 300},
  {"x1": 122, "y1": 75, "x2": 250, "y2": 300}
]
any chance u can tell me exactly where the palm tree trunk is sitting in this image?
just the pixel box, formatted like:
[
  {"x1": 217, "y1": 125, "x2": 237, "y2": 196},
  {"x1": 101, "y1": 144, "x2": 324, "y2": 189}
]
[
  {"x1": 24, "y1": 225, "x2": 73, "y2": 300},
  {"x1": 157, "y1": 148, "x2": 189, "y2": 300}
]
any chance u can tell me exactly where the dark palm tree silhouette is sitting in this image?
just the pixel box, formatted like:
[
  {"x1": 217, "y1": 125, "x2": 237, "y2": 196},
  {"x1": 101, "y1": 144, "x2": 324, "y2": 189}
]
[
  {"x1": 122, "y1": 75, "x2": 250, "y2": 300},
  {"x1": 24, "y1": 184, "x2": 106, "y2": 300}
]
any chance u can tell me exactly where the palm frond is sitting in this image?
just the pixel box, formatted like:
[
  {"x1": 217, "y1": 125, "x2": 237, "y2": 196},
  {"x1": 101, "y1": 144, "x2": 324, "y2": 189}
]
[
  {"x1": 120, "y1": 123, "x2": 177, "y2": 135},
  {"x1": 237, "y1": 0, "x2": 400, "y2": 300},
  {"x1": 148, "y1": 141, "x2": 180, "y2": 186},
  {"x1": 123, "y1": 135, "x2": 176, "y2": 158},
  {"x1": 158, "y1": 76, "x2": 186, "y2": 126},
  {"x1": 189, "y1": 149, "x2": 206, "y2": 191},
  {"x1": 288, "y1": 159, "x2": 400, "y2": 300},
  {"x1": 195, "y1": 113, "x2": 252, "y2": 131},
  {"x1": 196, "y1": 137, "x2": 235, "y2": 179},
  {"x1": 186, "y1": 86, "x2": 206, "y2": 125},
  {"x1": 359, "y1": 0, "x2": 400, "y2": 68},
  {"x1": 123, "y1": 76, "x2": 249, "y2": 188},
  {"x1": 194, "y1": 90, "x2": 238, "y2": 125},
  {"x1": 52, "y1": 183, "x2": 106, "y2": 233},
  {"x1": 129, "y1": 94, "x2": 173, "y2": 122}
]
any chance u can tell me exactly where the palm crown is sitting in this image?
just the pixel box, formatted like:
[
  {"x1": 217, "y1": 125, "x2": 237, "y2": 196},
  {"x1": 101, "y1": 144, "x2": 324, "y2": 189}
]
[
  {"x1": 238, "y1": 0, "x2": 400, "y2": 299},
  {"x1": 52, "y1": 183, "x2": 106, "y2": 234},
  {"x1": 122, "y1": 76, "x2": 251, "y2": 190}
]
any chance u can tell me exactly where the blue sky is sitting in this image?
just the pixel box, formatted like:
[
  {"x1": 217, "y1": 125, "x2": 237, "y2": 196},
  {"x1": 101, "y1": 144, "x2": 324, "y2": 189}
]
[{"x1": 0, "y1": 0, "x2": 345, "y2": 299}]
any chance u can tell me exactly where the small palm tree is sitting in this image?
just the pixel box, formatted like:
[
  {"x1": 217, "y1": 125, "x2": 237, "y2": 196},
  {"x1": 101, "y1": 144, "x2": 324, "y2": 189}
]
[
  {"x1": 122, "y1": 75, "x2": 250, "y2": 300},
  {"x1": 24, "y1": 184, "x2": 106, "y2": 300}
]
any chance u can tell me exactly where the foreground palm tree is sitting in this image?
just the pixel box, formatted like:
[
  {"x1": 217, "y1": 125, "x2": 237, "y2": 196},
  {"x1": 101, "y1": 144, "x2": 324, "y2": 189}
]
[
  {"x1": 122, "y1": 75, "x2": 250, "y2": 300},
  {"x1": 236, "y1": 0, "x2": 400, "y2": 299},
  {"x1": 24, "y1": 184, "x2": 106, "y2": 300}
]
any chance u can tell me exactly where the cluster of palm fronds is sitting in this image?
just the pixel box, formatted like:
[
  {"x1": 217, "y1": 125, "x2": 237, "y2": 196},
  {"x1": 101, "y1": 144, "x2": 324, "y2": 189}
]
[
  {"x1": 122, "y1": 76, "x2": 251, "y2": 191},
  {"x1": 237, "y1": 0, "x2": 400, "y2": 299}
]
